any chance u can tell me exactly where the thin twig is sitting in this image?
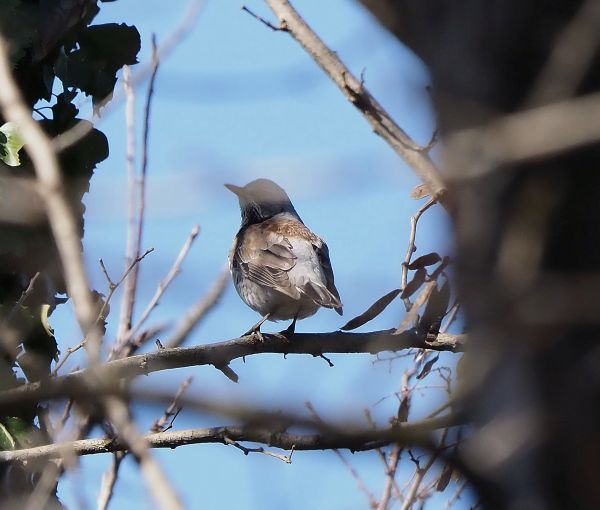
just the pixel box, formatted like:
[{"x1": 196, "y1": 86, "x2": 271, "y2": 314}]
[
  {"x1": 97, "y1": 452, "x2": 125, "y2": 510},
  {"x1": 241, "y1": 5, "x2": 286, "y2": 31},
  {"x1": 263, "y1": 0, "x2": 449, "y2": 209},
  {"x1": 443, "y1": 479, "x2": 468, "y2": 510},
  {"x1": 117, "y1": 35, "x2": 160, "y2": 348},
  {"x1": 52, "y1": 248, "x2": 154, "y2": 376},
  {"x1": 5, "y1": 272, "x2": 40, "y2": 321},
  {"x1": 365, "y1": 409, "x2": 403, "y2": 503},
  {"x1": 400, "y1": 197, "x2": 437, "y2": 311},
  {"x1": 306, "y1": 402, "x2": 378, "y2": 509},
  {"x1": 224, "y1": 436, "x2": 295, "y2": 463},
  {"x1": 102, "y1": 396, "x2": 182, "y2": 510},
  {"x1": 117, "y1": 63, "x2": 139, "y2": 344},
  {"x1": 98, "y1": 374, "x2": 191, "y2": 510},
  {"x1": 377, "y1": 445, "x2": 402, "y2": 510},
  {"x1": 166, "y1": 267, "x2": 229, "y2": 348},
  {"x1": 151, "y1": 376, "x2": 193, "y2": 433},
  {"x1": 400, "y1": 430, "x2": 448, "y2": 510},
  {"x1": 122, "y1": 225, "x2": 200, "y2": 347}
]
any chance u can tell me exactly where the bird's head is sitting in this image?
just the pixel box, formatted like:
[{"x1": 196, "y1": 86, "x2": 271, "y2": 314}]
[{"x1": 225, "y1": 178, "x2": 301, "y2": 226}]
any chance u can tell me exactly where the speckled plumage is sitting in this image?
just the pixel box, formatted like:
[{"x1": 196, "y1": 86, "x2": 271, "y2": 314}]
[{"x1": 226, "y1": 179, "x2": 342, "y2": 330}]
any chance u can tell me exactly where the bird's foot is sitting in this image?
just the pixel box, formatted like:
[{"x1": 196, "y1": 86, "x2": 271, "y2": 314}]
[
  {"x1": 279, "y1": 316, "x2": 297, "y2": 339},
  {"x1": 242, "y1": 325, "x2": 265, "y2": 342},
  {"x1": 242, "y1": 314, "x2": 270, "y2": 342}
]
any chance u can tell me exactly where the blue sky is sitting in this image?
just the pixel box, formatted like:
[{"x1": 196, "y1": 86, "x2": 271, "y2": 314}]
[{"x1": 50, "y1": 1, "x2": 468, "y2": 509}]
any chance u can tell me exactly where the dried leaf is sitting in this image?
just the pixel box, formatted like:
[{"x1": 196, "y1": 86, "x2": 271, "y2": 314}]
[
  {"x1": 397, "y1": 395, "x2": 410, "y2": 422},
  {"x1": 416, "y1": 354, "x2": 439, "y2": 379},
  {"x1": 407, "y1": 252, "x2": 441, "y2": 270},
  {"x1": 436, "y1": 464, "x2": 454, "y2": 491},
  {"x1": 395, "y1": 280, "x2": 437, "y2": 334},
  {"x1": 400, "y1": 268, "x2": 426, "y2": 299},
  {"x1": 341, "y1": 288, "x2": 401, "y2": 331},
  {"x1": 429, "y1": 256, "x2": 452, "y2": 280},
  {"x1": 420, "y1": 280, "x2": 451, "y2": 334},
  {"x1": 411, "y1": 183, "x2": 430, "y2": 200}
]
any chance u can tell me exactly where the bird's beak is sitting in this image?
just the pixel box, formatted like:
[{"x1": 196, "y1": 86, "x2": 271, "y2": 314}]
[{"x1": 224, "y1": 183, "x2": 244, "y2": 196}]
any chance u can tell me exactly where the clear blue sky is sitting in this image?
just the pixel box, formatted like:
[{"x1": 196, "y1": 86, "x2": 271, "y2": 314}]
[{"x1": 51, "y1": 1, "x2": 468, "y2": 509}]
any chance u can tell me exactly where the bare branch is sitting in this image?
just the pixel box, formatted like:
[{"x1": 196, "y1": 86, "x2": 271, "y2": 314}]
[
  {"x1": 223, "y1": 436, "x2": 294, "y2": 464},
  {"x1": 400, "y1": 431, "x2": 447, "y2": 510},
  {"x1": 117, "y1": 64, "x2": 139, "y2": 343},
  {"x1": 306, "y1": 402, "x2": 378, "y2": 508},
  {"x1": 241, "y1": 5, "x2": 286, "y2": 31},
  {"x1": 117, "y1": 36, "x2": 160, "y2": 350},
  {"x1": 0, "y1": 329, "x2": 466, "y2": 411},
  {"x1": 101, "y1": 396, "x2": 182, "y2": 510},
  {"x1": 151, "y1": 376, "x2": 193, "y2": 433},
  {"x1": 401, "y1": 198, "x2": 437, "y2": 310},
  {"x1": 97, "y1": 452, "x2": 125, "y2": 510},
  {"x1": 52, "y1": 248, "x2": 154, "y2": 376},
  {"x1": 166, "y1": 267, "x2": 229, "y2": 348},
  {"x1": 122, "y1": 225, "x2": 200, "y2": 348},
  {"x1": 0, "y1": 414, "x2": 457, "y2": 464},
  {"x1": 263, "y1": 0, "x2": 449, "y2": 209},
  {"x1": 376, "y1": 445, "x2": 402, "y2": 510}
]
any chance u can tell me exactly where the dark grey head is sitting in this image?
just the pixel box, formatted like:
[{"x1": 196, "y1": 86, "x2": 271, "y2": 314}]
[{"x1": 225, "y1": 178, "x2": 301, "y2": 226}]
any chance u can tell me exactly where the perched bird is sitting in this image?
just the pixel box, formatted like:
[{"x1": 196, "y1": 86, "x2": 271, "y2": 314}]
[{"x1": 226, "y1": 178, "x2": 342, "y2": 336}]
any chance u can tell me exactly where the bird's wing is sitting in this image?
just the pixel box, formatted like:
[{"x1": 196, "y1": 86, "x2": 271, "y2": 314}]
[
  {"x1": 234, "y1": 223, "x2": 300, "y2": 299},
  {"x1": 310, "y1": 239, "x2": 343, "y2": 315},
  {"x1": 234, "y1": 218, "x2": 343, "y2": 313}
]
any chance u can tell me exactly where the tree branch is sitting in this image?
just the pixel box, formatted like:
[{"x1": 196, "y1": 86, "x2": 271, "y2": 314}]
[
  {"x1": 262, "y1": 0, "x2": 450, "y2": 209},
  {"x1": 0, "y1": 329, "x2": 465, "y2": 411},
  {"x1": 0, "y1": 415, "x2": 457, "y2": 464}
]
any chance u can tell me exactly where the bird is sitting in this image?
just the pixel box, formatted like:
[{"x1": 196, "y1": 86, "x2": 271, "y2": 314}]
[{"x1": 226, "y1": 178, "x2": 342, "y2": 337}]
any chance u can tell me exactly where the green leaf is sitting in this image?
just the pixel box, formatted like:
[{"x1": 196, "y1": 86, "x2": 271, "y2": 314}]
[
  {"x1": 10, "y1": 303, "x2": 59, "y2": 380},
  {"x1": 0, "y1": 422, "x2": 16, "y2": 450},
  {"x1": 4, "y1": 417, "x2": 38, "y2": 448},
  {"x1": 0, "y1": 122, "x2": 25, "y2": 166}
]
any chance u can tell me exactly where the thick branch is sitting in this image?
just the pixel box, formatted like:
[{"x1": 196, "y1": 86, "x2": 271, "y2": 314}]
[
  {"x1": 263, "y1": 0, "x2": 450, "y2": 209},
  {"x1": 0, "y1": 329, "x2": 465, "y2": 411},
  {"x1": 0, "y1": 414, "x2": 457, "y2": 464}
]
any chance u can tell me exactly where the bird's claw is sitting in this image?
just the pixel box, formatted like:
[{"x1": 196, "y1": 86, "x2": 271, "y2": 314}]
[{"x1": 279, "y1": 316, "x2": 297, "y2": 338}]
